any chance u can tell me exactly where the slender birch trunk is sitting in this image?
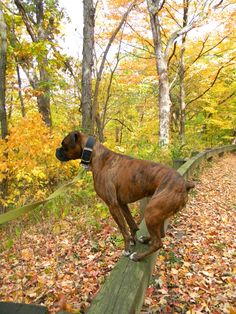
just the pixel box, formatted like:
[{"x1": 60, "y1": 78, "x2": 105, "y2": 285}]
[
  {"x1": 158, "y1": 58, "x2": 172, "y2": 146},
  {"x1": 147, "y1": 0, "x2": 198, "y2": 146},
  {"x1": 0, "y1": 3, "x2": 7, "y2": 138},
  {"x1": 147, "y1": 1, "x2": 172, "y2": 146},
  {"x1": 81, "y1": 0, "x2": 95, "y2": 134},
  {"x1": 0, "y1": 2, "x2": 8, "y2": 213},
  {"x1": 179, "y1": 46, "x2": 186, "y2": 144},
  {"x1": 179, "y1": 0, "x2": 189, "y2": 144}
]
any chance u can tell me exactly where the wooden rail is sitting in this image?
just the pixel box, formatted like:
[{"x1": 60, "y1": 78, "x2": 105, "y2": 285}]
[{"x1": 87, "y1": 145, "x2": 236, "y2": 314}]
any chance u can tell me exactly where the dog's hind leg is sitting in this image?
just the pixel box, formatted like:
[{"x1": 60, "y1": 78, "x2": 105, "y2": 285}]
[
  {"x1": 138, "y1": 220, "x2": 166, "y2": 245},
  {"x1": 119, "y1": 203, "x2": 139, "y2": 245},
  {"x1": 138, "y1": 235, "x2": 151, "y2": 244},
  {"x1": 130, "y1": 221, "x2": 163, "y2": 261},
  {"x1": 130, "y1": 195, "x2": 167, "y2": 261}
]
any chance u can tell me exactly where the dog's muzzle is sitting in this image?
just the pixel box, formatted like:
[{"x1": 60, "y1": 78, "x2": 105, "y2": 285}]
[{"x1": 56, "y1": 148, "x2": 70, "y2": 162}]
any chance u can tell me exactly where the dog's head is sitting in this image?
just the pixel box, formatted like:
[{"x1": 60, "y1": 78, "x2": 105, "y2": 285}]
[{"x1": 56, "y1": 131, "x2": 83, "y2": 162}]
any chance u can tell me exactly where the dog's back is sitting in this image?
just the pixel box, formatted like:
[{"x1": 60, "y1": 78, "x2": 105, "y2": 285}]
[{"x1": 92, "y1": 145, "x2": 193, "y2": 206}]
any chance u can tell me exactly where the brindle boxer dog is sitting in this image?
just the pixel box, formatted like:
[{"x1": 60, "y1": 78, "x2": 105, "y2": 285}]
[{"x1": 56, "y1": 131, "x2": 194, "y2": 261}]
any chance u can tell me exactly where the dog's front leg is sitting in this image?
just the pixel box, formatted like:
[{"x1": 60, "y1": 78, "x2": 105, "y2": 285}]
[
  {"x1": 119, "y1": 203, "x2": 139, "y2": 245},
  {"x1": 108, "y1": 204, "x2": 133, "y2": 256}
]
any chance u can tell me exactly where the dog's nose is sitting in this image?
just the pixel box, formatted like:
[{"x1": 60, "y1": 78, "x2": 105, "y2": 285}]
[
  {"x1": 56, "y1": 148, "x2": 69, "y2": 162},
  {"x1": 55, "y1": 148, "x2": 62, "y2": 160}
]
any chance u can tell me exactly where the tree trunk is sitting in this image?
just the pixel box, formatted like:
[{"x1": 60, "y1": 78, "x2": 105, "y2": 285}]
[
  {"x1": 0, "y1": 3, "x2": 8, "y2": 139},
  {"x1": 147, "y1": 2, "x2": 171, "y2": 146},
  {"x1": 179, "y1": 0, "x2": 189, "y2": 144},
  {"x1": 36, "y1": 56, "x2": 52, "y2": 126},
  {"x1": 16, "y1": 63, "x2": 26, "y2": 117},
  {"x1": 0, "y1": 3, "x2": 8, "y2": 214},
  {"x1": 36, "y1": 4, "x2": 52, "y2": 127},
  {"x1": 14, "y1": 0, "x2": 52, "y2": 127},
  {"x1": 179, "y1": 50, "x2": 186, "y2": 144},
  {"x1": 11, "y1": 16, "x2": 25, "y2": 118},
  {"x1": 81, "y1": 0, "x2": 95, "y2": 134},
  {"x1": 158, "y1": 59, "x2": 172, "y2": 146}
]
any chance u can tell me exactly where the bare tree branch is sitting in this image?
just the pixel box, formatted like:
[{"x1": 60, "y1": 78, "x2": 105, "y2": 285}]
[
  {"x1": 121, "y1": 40, "x2": 154, "y2": 55},
  {"x1": 106, "y1": 118, "x2": 133, "y2": 132},
  {"x1": 185, "y1": 34, "x2": 209, "y2": 72},
  {"x1": 213, "y1": 0, "x2": 224, "y2": 9},
  {"x1": 167, "y1": 41, "x2": 177, "y2": 67},
  {"x1": 159, "y1": 0, "x2": 166, "y2": 12},
  {"x1": 218, "y1": 91, "x2": 235, "y2": 105},
  {"x1": 165, "y1": 22, "x2": 195, "y2": 59},
  {"x1": 165, "y1": 7, "x2": 182, "y2": 27},
  {"x1": 169, "y1": 71, "x2": 178, "y2": 90},
  {"x1": 127, "y1": 22, "x2": 154, "y2": 49},
  {"x1": 165, "y1": 1, "x2": 181, "y2": 15},
  {"x1": 185, "y1": 35, "x2": 228, "y2": 73}
]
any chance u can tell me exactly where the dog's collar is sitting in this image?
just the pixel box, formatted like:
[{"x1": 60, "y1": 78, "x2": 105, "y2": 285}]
[{"x1": 81, "y1": 136, "x2": 96, "y2": 169}]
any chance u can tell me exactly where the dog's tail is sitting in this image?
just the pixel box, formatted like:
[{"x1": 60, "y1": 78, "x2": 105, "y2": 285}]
[{"x1": 186, "y1": 181, "x2": 195, "y2": 192}]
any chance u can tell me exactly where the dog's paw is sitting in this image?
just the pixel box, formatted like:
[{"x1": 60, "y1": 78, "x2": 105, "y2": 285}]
[
  {"x1": 138, "y1": 235, "x2": 150, "y2": 244},
  {"x1": 129, "y1": 252, "x2": 139, "y2": 262},
  {"x1": 122, "y1": 250, "x2": 132, "y2": 257}
]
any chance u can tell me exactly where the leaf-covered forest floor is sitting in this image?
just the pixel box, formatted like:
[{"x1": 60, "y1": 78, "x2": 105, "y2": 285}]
[
  {"x1": 142, "y1": 153, "x2": 236, "y2": 314},
  {"x1": 0, "y1": 153, "x2": 235, "y2": 314}
]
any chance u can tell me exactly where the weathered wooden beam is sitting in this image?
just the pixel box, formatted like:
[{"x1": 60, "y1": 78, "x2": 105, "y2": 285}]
[
  {"x1": 173, "y1": 158, "x2": 187, "y2": 169},
  {"x1": 88, "y1": 220, "x2": 157, "y2": 314},
  {"x1": 0, "y1": 302, "x2": 49, "y2": 314}
]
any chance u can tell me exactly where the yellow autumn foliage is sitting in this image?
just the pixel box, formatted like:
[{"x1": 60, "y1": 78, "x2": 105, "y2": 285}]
[{"x1": 0, "y1": 113, "x2": 78, "y2": 207}]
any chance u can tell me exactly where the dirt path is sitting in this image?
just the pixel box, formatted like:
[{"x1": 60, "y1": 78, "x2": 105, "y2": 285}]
[{"x1": 143, "y1": 153, "x2": 236, "y2": 314}]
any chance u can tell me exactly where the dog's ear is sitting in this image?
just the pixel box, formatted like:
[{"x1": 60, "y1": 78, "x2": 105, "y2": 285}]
[{"x1": 70, "y1": 131, "x2": 81, "y2": 146}]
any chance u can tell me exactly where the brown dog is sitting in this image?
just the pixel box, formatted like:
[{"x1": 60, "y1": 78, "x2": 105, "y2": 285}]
[{"x1": 56, "y1": 131, "x2": 194, "y2": 261}]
